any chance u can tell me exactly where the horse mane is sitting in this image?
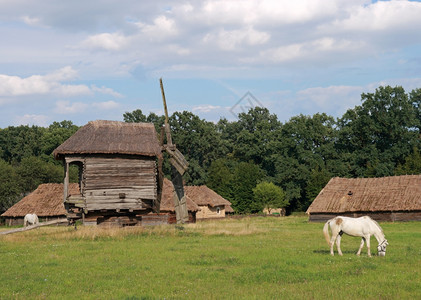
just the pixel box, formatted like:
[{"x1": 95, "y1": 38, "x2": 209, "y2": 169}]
[{"x1": 367, "y1": 216, "x2": 384, "y2": 235}]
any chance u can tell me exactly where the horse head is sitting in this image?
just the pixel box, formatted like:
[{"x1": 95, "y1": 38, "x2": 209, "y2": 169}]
[{"x1": 377, "y1": 239, "x2": 389, "y2": 256}]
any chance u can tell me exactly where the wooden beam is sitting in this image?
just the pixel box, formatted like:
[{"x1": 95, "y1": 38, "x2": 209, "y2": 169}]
[
  {"x1": 64, "y1": 161, "x2": 70, "y2": 203},
  {"x1": 0, "y1": 218, "x2": 69, "y2": 235}
]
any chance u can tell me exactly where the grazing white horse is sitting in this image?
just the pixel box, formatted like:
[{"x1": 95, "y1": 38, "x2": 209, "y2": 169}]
[
  {"x1": 323, "y1": 216, "x2": 388, "y2": 257},
  {"x1": 23, "y1": 214, "x2": 39, "y2": 227}
]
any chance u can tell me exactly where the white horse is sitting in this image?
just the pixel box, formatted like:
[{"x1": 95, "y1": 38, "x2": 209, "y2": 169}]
[
  {"x1": 23, "y1": 213, "x2": 39, "y2": 227},
  {"x1": 323, "y1": 216, "x2": 388, "y2": 257}
]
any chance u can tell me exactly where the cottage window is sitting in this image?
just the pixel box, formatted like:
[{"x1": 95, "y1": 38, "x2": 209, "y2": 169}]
[{"x1": 216, "y1": 207, "x2": 220, "y2": 214}]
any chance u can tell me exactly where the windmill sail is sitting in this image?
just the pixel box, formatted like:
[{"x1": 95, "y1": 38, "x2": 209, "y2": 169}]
[{"x1": 160, "y1": 78, "x2": 189, "y2": 223}]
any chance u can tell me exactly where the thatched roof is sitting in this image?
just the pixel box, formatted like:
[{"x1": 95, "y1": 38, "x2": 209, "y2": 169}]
[
  {"x1": 225, "y1": 205, "x2": 234, "y2": 213},
  {"x1": 1, "y1": 183, "x2": 79, "y2": 218},
  {"x1": 184, "y1": 185, "x2": 232, "y2": 208},
  {"x1": 160, "y1": 178, "x2": 200, "y2": 212},
  {"x1": 306, "y1": 175, "x2": 421, "y2": 214},
  {"x1": 53, "y1": 120, "x2": 162, "y2": 159}
]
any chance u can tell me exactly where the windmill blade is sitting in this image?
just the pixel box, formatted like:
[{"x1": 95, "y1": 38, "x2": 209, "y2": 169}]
[
  {"x1": 171, "y1": 166, "x2": 189, "y2": 223},
  {"x1": 160, "y1": 78, "x2": 189, "y2": 223},
  {"x1": 166, "y1": 147, "x2": 189, "y2": 175}
]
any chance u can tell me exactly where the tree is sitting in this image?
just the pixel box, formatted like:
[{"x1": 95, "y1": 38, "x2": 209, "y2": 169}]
[
  {"x1": 0, "y1": 125, "x2": 46, "y2": 163},
  {"x1": 169, "y1": 111, "x2": 227, "y2": 184},
  {"x1": 123, "y1": 109, "x2": 165, "y2": 132},
  {"x1": 337, "y1": 86, "x2": 420, "y2": 177},
  {"x1": 0, "y1": 159, "x2": 21, "y2": 213},
  {"x1": 272, "y1": 113, "x2": 339, "y2": 211},
  {"x1": 231, "y1": 107, "x2": 281, "y2": 169},
  {"x1": 232, "y1": 162, "x2": 264, "y2": 213},
  {"x1": 409, "y1": 88, "x2": 421, "y2": 132},
  {"x1": 41, "y1": 121, "x2": 79, "y2": 161},
  {"x1": 206, "y1": 158, "x2": 234, "y2": 202},
  {"x1": 395, "y1": 147, "x2": 421, "y2": 175},
  {"x1": 253, "y1": 181, "x2": 288, "y2": 213},
  {"x1": 123, "y1": 109, "x2": 147, "y2": 123},
  {"x1": 305, "y1": 166, "x2": 332, "y2": 206},
  {"x1": 16, "y1": 156, "x2": 63, "y2": 194}
]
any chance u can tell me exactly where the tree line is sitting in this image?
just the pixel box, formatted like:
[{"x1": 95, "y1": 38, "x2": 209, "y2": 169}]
[{"x1": 1, "y1": 86, "x2": 421, "y2": 215}]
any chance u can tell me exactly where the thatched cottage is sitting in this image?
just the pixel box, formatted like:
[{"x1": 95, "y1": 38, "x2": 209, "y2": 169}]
[
  {"x1": 1, "y1": 183, "x2": 79, "y2": 226},
  {"x1": 306, "y1": 175, "x2": 421, "y2": 222},
  {"x1": 184, "y1": 185, "x2": 232, "y2": 219},
  {"x1": 53, "y1": 120, "x2": 163, "y2": 224}
]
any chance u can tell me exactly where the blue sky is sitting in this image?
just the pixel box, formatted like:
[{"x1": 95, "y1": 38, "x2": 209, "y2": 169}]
[{"x1": 1, "y1": 0, "x2": 421, "y2": 127}]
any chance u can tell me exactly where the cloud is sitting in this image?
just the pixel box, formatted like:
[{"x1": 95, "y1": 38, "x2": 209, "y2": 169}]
[
  {"x1": 92, "y1": 100, "x2": 120, "y2": 110},
  {"x1": 91, "y1": 85, "x2": 123, "y2": 97},
  {"x1": 333, "y1": 1, "x2": 421, "y2": 32},
  {"x1": 54, "y1": 100, "x2": 89, "y2": 114},
  {"x1": 81, "y1": 32, "x2": 130, "y2": 51},
  {"x1": 192, "y1": 105, "x2": 223, "y2": 113},
  {"x1": 0, "y1": 67, "x2": 124, "y2": 103},
  {"x1": 200, "y1": 0, "x2": 344, "y2": 26},
  {"x1": 4, "y1": 0, "x2": 421, "y2": 76},
  {"x1": 137, "y1": 15, "x2": 179, "y2": 42},
  {"x1": 296, "y1": 85, "x2": 363, "y2": 116},
  {"x1": 14, "y1": 114, "x2": 49, "y2": 126},
  {"x1": 2, "y1": 0, "x2": 421, "y2": 128},
  {"x1": 21, "y1": 16, "x2": 44, "y2": 27},
  {"x1": 54, "y1": 100, "x2": 120, "y2": 114},
  {"x1": 0, "y1": 66, "x2": 90, "y2": 97},
  {"x1": 203, "y1": 27, "x2": 270, "y2": 51}
]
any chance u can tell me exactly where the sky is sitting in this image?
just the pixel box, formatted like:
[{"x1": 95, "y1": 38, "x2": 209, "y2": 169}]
[{"x1": 1, "y1": 0, "x2": 421, "y2": 128}]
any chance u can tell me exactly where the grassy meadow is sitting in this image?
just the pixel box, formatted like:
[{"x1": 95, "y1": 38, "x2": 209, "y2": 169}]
[{"x1": 0, "y1": 216, "x2": 420, "y2": 299}]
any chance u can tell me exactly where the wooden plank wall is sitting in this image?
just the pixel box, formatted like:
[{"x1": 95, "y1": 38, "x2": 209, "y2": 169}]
[
  {"x1": 83, "y1": 156, "x2": 157, "y2": 211},
  {"x1": 308, "y1": 211, "x2": 421, "y2": 222}
]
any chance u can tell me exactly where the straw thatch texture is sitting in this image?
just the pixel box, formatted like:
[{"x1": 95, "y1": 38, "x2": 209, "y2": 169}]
[
  {"x1": 2, "y1": 183, "x2": 79, "y2": 217},
  {"x1": 306, "y1": 175, "x2": 421, "y2": 221},
  {"x1": 184, "y1": 185, "x2": 232, "y2": 208},
  {"x1": 183, "y1": 185, "x2": 232, "y2": 219},
  {"x1": 53, "y1": 120, "x2": 162, "y2": 159},
  {"x1": 160, "y1": 178, "x2": 200, "y2": 212},
  {"x1": 225, "y1": 205, "x2": 234, "y2": 213}
]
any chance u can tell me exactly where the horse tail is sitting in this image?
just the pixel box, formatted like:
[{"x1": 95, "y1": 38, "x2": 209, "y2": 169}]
[{"x1": 323, "y1": 219, "x2": 331, "y2": 245}]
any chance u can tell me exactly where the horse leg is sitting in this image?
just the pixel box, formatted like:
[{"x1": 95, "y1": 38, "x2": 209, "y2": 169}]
[
  {"x1": 365, "y1": 235, "x2": 371, "y2": 257},
  {"x1": 329, "y1": 228, "x2": 340, "y2": 256},
  {"x1": 357, "y1": 237, "x2": 365, "y2": 256},
  {"x1": 336, "y1": 232, "x2": 343, "y2": 256},
  {"x1": 329, "y1": 235, "x2": 336, "y2": 256}
]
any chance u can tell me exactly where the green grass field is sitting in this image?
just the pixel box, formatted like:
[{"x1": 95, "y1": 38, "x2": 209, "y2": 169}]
[{"x1": 0, "y1": 216, "x2": 420, "y2": 299}]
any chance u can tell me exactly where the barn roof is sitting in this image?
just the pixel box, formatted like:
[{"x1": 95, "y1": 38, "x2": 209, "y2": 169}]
[
  {"x1": 160, "y1": 178, "x2": 200, "y2": 212},
  {"x1": 1, "y1": 183, "x2": 79, "y2": 217},
  {"x1": 306, "y1": 175, "x2": 421, "y2": 214},
  {"x1": 53, "y1": 120, "x2": 162, "y2": 159},
  {"x1": 184, "y1": 185, "x2": 232, "y2": 208}
]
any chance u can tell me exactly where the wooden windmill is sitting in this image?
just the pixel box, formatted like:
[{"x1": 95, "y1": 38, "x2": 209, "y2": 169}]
[{"x1": 158, "y1": 78, "x2": 189, "y2": 223}]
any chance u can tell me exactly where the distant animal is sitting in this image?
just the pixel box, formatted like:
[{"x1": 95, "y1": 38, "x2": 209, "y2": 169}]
[
  {"x1": 323, "y1": 216, "x2": 388, "y2": 257},
  {"x1": 23, "y1": 214, "x2": 39, "y2": 227}
]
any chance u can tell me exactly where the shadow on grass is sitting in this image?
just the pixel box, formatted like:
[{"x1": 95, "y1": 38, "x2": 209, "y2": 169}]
[{"x1": 313, "y1": 249, "x2": 359, "y2": 255}]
